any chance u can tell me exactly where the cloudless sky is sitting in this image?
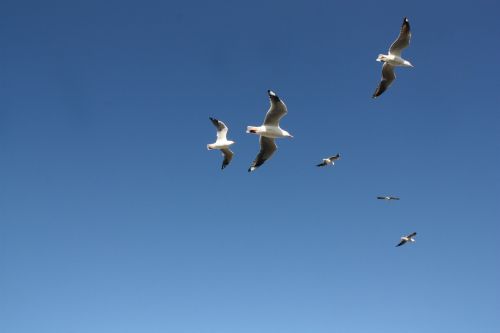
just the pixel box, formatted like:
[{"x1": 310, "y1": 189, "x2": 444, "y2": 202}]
[{"x1": 1, "y1": 0, "x2": 499, "y2": 332}]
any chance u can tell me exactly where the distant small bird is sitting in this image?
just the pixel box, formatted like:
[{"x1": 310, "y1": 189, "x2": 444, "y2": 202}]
[
  {"x1": 316, "y1": 154, "x2": 341, "y2": 167},
  {"x1": 247, "y1": 90, "x2": 293, "y2": 172},
  {"x1": 377, "y1": 196, "x2": 400, "y2": 201},
  {"x1": 396, "y1": 232, "x2": 417, "y2": 247},
  {"x1": 207, "y1": 117, "x2": 235, "y2": 170},
  {"x1": 373, "y1": 17, "x2": 413, "y2": 98}
]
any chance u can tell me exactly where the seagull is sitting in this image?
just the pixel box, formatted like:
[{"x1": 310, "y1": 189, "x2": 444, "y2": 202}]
[
  {"x1": 396, "y1": 232, "x2": 417, "y2": 247},
  {"x1": 372, "y1": 17, "x2": 413, "y2": 98},
  {"x1": 207, "y1": 117, "x2": 235, "y2": 170},
  {"x1": 247, "y1": 90, "x2": 293, "y2": 172},
  {"x1": 316, "y1": 154, "x2": 341, "y2": 167},
  {"x1": 377, "y1": 195, "x2": 400, "y2": 201}
]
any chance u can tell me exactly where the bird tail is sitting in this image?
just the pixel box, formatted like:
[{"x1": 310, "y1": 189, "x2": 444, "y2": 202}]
[
  {"x1": 207, "y1": 144, "x2": 214, "y2": 150},
  {"x1": 376, "y1": 54, "x2": 385, "y2": 62}
]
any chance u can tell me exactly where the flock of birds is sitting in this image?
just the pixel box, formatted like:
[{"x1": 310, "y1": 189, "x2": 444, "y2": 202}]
[{"x1": 207, "y1": 17, "x2": 417, "y2": 247}]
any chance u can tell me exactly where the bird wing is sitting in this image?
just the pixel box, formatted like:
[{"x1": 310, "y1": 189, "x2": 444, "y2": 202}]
[
  {"x1": 407, "y1": 232, "x2": 417, "y2": 238},
  {"x1": 220, "y1": 148, "x2": 234, "y2": 170},
  {"x1": 390, "y1": 197, "x2": 400, "y2": 200},
  {"x1": 328, "y1": 154, "x2": 340, "y2": 161},
  {"x1": 317, "y1": 161, "x2": 327, "y2": 167},
  {"x1": 389, "y1": 17, "x2": 411, "y2": 56},
  {"x1": 209, "y1": 117, "x2": 228, "y2": 142},
  {"x1": 396, "y1": 239, "x2": 407, "y2": 247},
  {"x1": 372, "y1": 63, "x2": 396, "y2": 98},
  {"x1": 377, "y1": 196, "x2": 387, "y2": 200},
  {"x1": 263, "y1": 90, "x2": 288, "y2": 126},
  {"x1": 248, "y1": 136, "x2": 277, "y2": 172}
]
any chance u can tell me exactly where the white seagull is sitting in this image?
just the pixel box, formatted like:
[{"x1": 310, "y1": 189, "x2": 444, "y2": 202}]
[
  {"x1": 247, "y1": 90, "x2": 293, "y2": 172},
  {"x1": 207, "y1": 117, "x2": 235, "y2": 170},
  {"x1": 396, "y1": 232, "x2": 417, "y2": 247},
  {"x1": 316, "y1": 154, "x2": 341, "y2": 167},
  {"x1": 377, "y1": 195, "x2": 400, "y2": 201},
  {"x1": 373, "y1": 17, "x2": 413, "y2": 98}
]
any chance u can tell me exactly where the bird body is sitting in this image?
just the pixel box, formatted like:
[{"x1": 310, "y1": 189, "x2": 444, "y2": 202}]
[
  {"x1": 207, "y1": 117, "x2": 235, "y2": 169},
  {"x1": 376, "y1": 54, "x2": 413, "y2": 67},
  {"x1": 316, "y1": 154, "x2": 341, "y2": 167},
  {"x1": 207, "y1": 141, "x2": 233, "y2": 150},
  {"x1": 373, "y1": 17, "x2": 413, "y2": 98},
  {"x1": 396, "y1": 232, "x2": 417, "y2": 247},
  {"x1": 247, "y1": 90, "x2": 293, "y2": 172},
  {"x1": 377, "y1": 195, "x2": 400, "y2": 201},
  {"x1": 246, "y1": 125, "x2": 291, "y2": 139}
]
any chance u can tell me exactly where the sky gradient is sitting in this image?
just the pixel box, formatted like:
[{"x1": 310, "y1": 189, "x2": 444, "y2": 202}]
[{"x1": 1, "y1": 0, "x2": 500, "y2": 332}]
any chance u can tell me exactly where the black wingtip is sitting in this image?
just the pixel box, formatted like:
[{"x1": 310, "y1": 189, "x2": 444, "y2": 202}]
[
  {"x1": 403, "y1": 17, "x2": 410, "y2": 29},
  {"x1": 267, "y1": 90, "x2": 280, "y2": 101}
]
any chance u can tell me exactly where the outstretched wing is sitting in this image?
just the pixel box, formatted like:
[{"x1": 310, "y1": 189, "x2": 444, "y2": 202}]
[
  {"x1": 329, "y1": 154, "x2": 340, "y2": 161},
  {"x1": 317, "y1": 161, "x2": 327, "y2": 167},
  {"x1": 263, "y1": 90, "x2": 288, "y2": 126},
  {"x1": 372, "y1": 63, "x2": 396, "y2": 98},
  {"x1": 209, "y1": 117, "x2": 228, "y2": 141},
  {"x1": 248, "y1": 136, "x2": 277, "y2": 172},
  {"x1": 389, "y1": 17, "x2": 411, "y2": 56},
  {"x1": 396, "y1": 239, "x2": 407, "y2": 247},
  {"x1": 220, "y1": 148, "x2": 234, "y2": 170},
  {"x1": 407, "y1": 232, "x2": 417, "y2": 238}
]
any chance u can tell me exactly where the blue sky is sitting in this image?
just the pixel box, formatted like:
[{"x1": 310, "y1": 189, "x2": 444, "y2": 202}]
[{"x1": 1, "y1": 0, "x2": 499, "y2": 332}]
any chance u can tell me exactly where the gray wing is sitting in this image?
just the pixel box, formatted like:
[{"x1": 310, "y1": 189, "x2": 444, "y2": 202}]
[
  {"x1": 220, "y1": 148, "x2": 234, "y2": 170},
  {"x1": 248, "y1": 136, "x2": 277, "y2": 172},
  {"x1": 396, "y1": 239, "x2": 407, "y2": 247},
  {"x1": 372, "y1": 63, "x2": 396, "y2": 98},
  {"x1": 377, "y1": 196, "x2": 387, "y2": 200},
  {"x1": 390, "y1": 196, "x2": 400, "y2": 200},
  {"x1": 389, "y1": 17, "x2": 411, "y2": 56},
  {"x1": 328, "y1": 154, "x2": 340, "y2": 161},
  {"x1": 317, "y1": 161, "x2": 327, "y2": 167},
  {"x1": 209, "y1": 117, "x2": 228, "y2": 141},
  {"x1": 407, "y1": 232, "x2": 417, "y2": 238},
  {"x1": 263, "y1": 90, "x2": 287, "y2": 126}
]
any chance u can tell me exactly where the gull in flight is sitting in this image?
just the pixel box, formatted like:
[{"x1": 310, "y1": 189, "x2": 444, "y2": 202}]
[
  {"x1": 396, "y1": 232, "x2": 417, "y2": 247},
  {"x1": 207, "y1": 117, "x2": 235, "y2": 170},
  {"x1": 373, "y1": 17, "x2": 413, "y2": 98},
  {"x1": 316, "y1": 154, "x2": 341, "y2": 167},
  {"x1": 247, "y1": 90, "x2": 293, "y2": 172},
  {"x1": 377, "y1": 195, "x2": 400, "y2": 201}
]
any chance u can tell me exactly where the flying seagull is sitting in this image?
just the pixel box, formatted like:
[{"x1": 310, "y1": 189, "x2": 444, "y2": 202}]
[
  {"x1": 207, "y1": 117, "x2": 235, "y2": 170},
  {"x1": 247, "y1": 90, "x2": 293, "y2": 172},
  {"x1": 377, "y1": 196, "x2": 400, "y2": 201},
  {"x1": 396, "y1": 232, "x2": 417, "y2": 247},
  {"x1": 373, "y1": 17, "x2": 413, "y2": 98},
  {"x1": 317, "y1": 154, "x2": 341, "y2": 167}
]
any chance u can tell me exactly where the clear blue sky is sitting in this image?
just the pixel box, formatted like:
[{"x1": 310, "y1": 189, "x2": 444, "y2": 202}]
[{"x1": 1, "y1": 0, "x2": 499, "y2": 332}]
